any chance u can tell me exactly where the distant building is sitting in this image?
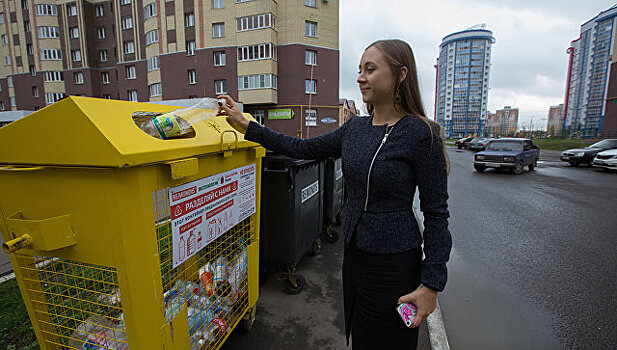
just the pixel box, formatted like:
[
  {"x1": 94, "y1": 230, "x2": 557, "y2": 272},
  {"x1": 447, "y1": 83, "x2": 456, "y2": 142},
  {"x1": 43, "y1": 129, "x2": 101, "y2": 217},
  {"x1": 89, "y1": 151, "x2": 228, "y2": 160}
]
[
  {"x1": 435, "y1": 24, "x2": 495, "y2": 138},
  {"x1": 488, "y1": 106, "x2": 518, "y2": 136},
  {"x1": 339, "y1": 98, "x2": 358, "y2": 125},
  {"x1": 0, "y1": 110, "x2": 33, "y2": 127},
  {"x1": 563, "y1": 4, "x2": 617, "y2": 138},
  {"x1": 0, "y1": 0, "x2": 340, "y2": 138},
  {"x1": 547, "y1": 104, "x2": 565, "y2": 137}
]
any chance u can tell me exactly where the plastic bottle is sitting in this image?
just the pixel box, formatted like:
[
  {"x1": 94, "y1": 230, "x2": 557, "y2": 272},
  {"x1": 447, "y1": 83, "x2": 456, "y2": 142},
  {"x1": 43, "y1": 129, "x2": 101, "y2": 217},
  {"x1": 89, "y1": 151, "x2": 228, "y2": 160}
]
[{"x1": 139, "y1": 98, "x2": 223, "y2": 139}]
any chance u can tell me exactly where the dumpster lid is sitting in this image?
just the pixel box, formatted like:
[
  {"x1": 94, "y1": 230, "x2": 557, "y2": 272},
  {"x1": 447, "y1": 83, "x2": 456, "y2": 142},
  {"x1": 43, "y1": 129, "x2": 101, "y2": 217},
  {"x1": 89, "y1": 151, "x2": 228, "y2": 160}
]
[{"x1": 0, "y1": 96, "x2": 259, "y2": 168}]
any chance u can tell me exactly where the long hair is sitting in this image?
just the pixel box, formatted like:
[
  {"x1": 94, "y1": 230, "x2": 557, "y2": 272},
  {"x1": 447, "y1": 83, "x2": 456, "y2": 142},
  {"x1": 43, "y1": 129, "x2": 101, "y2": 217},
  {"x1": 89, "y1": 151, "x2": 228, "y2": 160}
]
[{"x1": 365, "y1": 39, "x2": 450, "y2": 173}]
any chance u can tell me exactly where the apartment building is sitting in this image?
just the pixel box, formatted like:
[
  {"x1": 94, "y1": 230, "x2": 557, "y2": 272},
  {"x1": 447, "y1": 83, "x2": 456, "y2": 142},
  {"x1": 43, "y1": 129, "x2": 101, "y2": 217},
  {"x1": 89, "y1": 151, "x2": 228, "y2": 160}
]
[
  {"x1": 487, "y1": 106, "x2": 518, "y2": 137},
  {"x1": 547, "y1": 103, "x2": 564, "y2": 137},
  {"x1": 563, "y1": 4, "x2": 617, "y2": 138},
  {"x1": 0, "y1": 0, "x2": 339, "y2": 137},
  {"x1": 435, "y1": 24, "x2": 495, "y2": 138}
]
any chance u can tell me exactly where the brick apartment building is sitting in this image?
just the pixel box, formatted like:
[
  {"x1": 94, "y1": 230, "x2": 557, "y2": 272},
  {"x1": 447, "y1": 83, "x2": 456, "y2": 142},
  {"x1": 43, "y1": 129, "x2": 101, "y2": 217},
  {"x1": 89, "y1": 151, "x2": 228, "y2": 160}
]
[
  {"x1": 547, "y1": 103, "x2": 564, "y2": 137},
  {"x1": 0, "y1": 0, "x2": 339, "y2": 137},
  {"x1": 487, "y1": 106, "x2": 518, "y2": 137}
]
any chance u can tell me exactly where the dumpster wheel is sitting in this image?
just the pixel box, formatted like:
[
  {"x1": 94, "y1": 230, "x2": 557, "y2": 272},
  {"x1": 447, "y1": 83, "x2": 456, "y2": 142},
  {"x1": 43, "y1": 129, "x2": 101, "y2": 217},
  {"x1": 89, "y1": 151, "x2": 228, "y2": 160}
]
[
  {"x1": 241, "y1": 304, "x2": 257, "y2": 331},
  {"x1": 323, "y1": 225, "x2": 339, "y2": 243},
  {"x1": 283, "y1": 273, "x2": 306, "y2": 295},
  {"x1": 310, "y1": 237, "x2": 322, "y2": 256}
]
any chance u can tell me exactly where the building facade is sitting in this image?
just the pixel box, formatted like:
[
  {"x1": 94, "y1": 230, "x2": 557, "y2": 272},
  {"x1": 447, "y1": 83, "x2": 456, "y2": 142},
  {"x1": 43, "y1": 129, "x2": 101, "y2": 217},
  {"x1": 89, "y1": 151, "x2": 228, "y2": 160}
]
[
  {"x1": 487, "y1": 106, "x2": 518, "y2": 137},
  {"x1": 602, "y1": 21, "x2": 617, "y2": 138},
  {"x1": 0, "y1": 0, "x2": 339, "y2": 137},
  {"x1": 563, "y1": 4, "x2": 617, "y2": 138},
  {"x1": 435, "y1": 25, "x2": 495, "y2": 138},
  {"x1": 547, "y1": 103, "x2": 564, "y2": 137}
]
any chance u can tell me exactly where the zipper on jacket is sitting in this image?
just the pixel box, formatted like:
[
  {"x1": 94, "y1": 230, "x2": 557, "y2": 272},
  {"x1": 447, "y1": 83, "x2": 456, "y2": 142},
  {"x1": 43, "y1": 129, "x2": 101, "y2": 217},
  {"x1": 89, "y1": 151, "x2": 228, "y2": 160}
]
[{"x1": 364, "y1": 125, "x2": 394, "y2": 211}]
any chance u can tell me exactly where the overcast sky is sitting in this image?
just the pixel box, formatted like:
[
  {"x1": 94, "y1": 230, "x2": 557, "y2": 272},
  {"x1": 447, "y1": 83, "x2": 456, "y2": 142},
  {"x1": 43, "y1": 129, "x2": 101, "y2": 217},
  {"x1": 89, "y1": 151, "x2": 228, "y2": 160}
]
[{"x1": 339, "y1": 0, "x2": 616, "y2": 130}]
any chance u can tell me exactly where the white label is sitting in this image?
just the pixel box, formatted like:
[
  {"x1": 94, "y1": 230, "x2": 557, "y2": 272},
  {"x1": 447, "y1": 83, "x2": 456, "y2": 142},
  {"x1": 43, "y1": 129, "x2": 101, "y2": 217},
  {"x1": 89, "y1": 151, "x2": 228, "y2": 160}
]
[
  {"x1": 335, "y1": 169, "x2": 343, "y2": 181},
  {"x1": 301, "y1": 180, "x2": 319, "y2": 203},
  {"x1": 169, "y1": 164, "x2": 256, "y2": 268}
]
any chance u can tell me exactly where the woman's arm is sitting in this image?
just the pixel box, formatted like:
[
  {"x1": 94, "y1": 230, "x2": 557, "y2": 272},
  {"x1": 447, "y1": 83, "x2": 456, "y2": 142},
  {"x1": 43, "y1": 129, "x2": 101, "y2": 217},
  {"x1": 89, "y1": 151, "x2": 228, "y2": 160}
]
[{"x1": 218, "y1": 94, "x2": 344, "y2": 160}]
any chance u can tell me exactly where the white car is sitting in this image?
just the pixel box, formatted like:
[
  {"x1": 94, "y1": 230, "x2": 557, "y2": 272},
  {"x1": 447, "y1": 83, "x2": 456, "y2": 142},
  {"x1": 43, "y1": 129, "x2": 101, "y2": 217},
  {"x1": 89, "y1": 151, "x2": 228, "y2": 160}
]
[{"x1": 593, "y1": 149, "x2": 617, "y2": 170}]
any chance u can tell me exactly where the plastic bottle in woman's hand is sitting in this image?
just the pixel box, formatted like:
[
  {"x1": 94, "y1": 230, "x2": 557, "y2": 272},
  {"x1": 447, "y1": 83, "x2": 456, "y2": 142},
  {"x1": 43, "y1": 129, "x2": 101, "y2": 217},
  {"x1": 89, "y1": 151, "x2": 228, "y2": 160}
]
[{"x1": 140, "y1": 98, "x2": 225, "y2": 139}]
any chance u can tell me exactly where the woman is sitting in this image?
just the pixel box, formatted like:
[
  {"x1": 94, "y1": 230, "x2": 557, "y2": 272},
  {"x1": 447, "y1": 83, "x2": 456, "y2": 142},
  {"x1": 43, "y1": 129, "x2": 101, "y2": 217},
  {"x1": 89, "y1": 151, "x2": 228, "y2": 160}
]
[{"x1": 218, "y1": 39, "x2": 451, "y2": 349}]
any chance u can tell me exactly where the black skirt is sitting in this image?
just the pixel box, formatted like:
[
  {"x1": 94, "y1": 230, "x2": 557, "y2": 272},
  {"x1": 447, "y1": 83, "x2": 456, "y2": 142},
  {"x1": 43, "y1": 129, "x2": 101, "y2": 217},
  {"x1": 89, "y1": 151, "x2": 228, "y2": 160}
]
[{"x1": 343, "y1": 239, "x2": 422, "y2": 349}]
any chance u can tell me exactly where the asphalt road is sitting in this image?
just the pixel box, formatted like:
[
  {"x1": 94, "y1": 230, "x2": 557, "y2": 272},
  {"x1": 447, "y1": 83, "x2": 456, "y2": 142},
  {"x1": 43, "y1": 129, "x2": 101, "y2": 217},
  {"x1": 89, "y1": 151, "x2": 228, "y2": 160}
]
[{"x1": 439, "y1": 147, "x2": 617, "y2": 349}]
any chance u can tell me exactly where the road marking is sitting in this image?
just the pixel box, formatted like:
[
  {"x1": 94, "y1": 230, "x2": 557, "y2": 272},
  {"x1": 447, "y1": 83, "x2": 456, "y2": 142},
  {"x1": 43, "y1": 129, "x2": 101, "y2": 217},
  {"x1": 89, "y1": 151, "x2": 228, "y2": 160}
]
[{"x1": 0, "y1": 272, "x2": 15, "y2": 284}]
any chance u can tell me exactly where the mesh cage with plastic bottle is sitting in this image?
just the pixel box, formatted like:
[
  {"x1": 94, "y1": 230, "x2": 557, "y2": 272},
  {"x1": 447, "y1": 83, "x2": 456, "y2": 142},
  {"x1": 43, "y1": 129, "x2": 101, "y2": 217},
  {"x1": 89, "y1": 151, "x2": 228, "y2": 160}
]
[{"x1": 0, "y1": 96, "x2": 263, "y2": 350}]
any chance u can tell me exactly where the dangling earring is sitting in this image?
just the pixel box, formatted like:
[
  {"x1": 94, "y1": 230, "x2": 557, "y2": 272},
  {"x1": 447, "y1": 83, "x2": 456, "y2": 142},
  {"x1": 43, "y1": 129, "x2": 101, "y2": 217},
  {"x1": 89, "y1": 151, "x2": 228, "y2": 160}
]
[{"x1": 395, "y1": 93, "x2": 401, "y2": 102}]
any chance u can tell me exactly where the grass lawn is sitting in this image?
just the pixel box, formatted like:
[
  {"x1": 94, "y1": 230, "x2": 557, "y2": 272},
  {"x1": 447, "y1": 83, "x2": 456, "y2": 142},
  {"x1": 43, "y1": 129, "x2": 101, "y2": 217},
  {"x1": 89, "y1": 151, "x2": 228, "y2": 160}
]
[
  {"x1": 533, "y1": 138, "x2": 597, "y2": 151},
  {"x1": 0, "y1": 279, "x2": 39, "y2": 350}
]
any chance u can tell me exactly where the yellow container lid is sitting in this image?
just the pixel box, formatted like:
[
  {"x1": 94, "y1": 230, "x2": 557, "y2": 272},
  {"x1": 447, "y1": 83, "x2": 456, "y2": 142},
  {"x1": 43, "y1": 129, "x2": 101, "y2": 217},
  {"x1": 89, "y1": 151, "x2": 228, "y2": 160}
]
[{"x1": 0, "y1": 96, "x2": 257, "y2": 168}]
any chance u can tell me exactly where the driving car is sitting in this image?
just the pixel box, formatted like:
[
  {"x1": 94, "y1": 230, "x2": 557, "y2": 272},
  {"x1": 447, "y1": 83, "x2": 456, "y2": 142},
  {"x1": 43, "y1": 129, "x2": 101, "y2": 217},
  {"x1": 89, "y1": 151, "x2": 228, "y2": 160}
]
[
  {"x1": 474, "y1": 138, "x2": 540, "y2": 175},
  {"x1": 592, "y1": 148, "x2": 617, "y2": 170},
  {"x1": 455, "y1": 136, "x2": 475, "y2": 149},
  {"x1": 469, "y1": 138, "x2": 494, "y2": 152},
  {"x1": 560, "y1": 139, "x2": 617, "y2": 166}
]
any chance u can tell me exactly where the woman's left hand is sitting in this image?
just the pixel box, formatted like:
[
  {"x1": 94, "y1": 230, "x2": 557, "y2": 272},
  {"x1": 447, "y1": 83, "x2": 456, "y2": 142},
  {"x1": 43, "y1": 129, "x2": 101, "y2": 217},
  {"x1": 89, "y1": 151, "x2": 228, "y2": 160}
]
[{"x1": 398, "y1": 286, "x2": 438, "y2": 328}]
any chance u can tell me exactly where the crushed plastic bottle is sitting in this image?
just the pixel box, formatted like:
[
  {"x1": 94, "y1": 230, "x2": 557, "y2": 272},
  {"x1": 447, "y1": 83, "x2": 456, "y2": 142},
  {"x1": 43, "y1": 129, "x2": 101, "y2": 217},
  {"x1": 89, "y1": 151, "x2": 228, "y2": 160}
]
[
  {"x1": 139, "y1": 98, "x2": 224, "y2": 139},
  {"x1": 69, "y1": 315, "x2": 128, "y2": 350}
]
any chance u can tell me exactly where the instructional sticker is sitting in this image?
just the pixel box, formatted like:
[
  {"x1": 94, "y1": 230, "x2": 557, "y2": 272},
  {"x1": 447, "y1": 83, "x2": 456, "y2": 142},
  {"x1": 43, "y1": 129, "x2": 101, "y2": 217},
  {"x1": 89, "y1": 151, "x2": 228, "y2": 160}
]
[{"x1": 169, "y1": 164, "x2": 256, "y2": 268}]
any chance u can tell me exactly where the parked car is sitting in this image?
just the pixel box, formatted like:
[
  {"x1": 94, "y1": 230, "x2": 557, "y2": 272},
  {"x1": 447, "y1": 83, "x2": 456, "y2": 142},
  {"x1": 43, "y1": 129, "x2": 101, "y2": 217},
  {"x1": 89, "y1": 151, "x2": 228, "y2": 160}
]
[
  {"x1": 469, "y1": 138, "x2": 494, "y2": 152},
  {"x1": 592, "y1": 148, "x2": 617, "y2": 170},
  {"x1": 474, "y1": 138, "x2": 540, "y2": 175},
  {"x1": 455, "y1": 136, "x2": 475, "y2": 149},
  {"x1": 560, "y1": 139, "x2": 617, "y2": 166}
]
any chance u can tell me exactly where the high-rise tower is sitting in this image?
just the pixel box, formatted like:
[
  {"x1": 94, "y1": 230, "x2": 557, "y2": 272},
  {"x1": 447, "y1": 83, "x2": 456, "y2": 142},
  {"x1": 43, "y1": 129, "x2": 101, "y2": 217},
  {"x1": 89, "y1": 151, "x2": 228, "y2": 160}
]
[{"x1": 435, "y1": 24, "x2": 494, "y2": 138}]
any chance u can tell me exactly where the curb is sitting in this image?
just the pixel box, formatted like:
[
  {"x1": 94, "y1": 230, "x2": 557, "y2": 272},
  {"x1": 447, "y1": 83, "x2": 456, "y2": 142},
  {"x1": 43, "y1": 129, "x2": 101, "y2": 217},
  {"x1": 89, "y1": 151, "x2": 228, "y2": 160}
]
[{"x1": 413, "y1": 193, "x2": 451, "y2": 350}]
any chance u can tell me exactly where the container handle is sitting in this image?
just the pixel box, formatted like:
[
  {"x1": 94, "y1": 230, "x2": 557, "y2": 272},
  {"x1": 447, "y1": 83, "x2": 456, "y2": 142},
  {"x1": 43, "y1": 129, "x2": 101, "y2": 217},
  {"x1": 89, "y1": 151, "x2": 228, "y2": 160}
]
[
  {"x1": 2, "y1": 234, "x2": 32, "y2": 253},
  {"x1": 220, "y1": 130, "x2": 238, "y2": 152},
  {"x1": 0, "y1": 166, "x2": 44, "y2": 172}
]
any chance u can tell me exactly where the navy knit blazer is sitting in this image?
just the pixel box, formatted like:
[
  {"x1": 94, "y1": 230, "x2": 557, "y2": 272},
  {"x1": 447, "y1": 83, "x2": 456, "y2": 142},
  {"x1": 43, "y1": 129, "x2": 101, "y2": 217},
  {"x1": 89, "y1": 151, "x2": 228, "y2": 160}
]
[{"x1": 245, "y1": 115, "x2": 452, "y2": 291}]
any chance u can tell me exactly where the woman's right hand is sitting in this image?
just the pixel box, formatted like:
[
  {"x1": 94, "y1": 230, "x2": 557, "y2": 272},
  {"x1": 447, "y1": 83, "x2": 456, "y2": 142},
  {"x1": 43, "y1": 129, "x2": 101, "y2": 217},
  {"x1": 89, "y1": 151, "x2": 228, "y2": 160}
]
[{"x1": 217, "y1": 94, "x2": 250, "y2": 133}]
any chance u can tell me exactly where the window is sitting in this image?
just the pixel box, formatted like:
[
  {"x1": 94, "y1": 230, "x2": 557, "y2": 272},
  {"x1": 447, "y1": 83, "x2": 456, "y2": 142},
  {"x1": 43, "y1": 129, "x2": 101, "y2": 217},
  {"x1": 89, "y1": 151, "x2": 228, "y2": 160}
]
[
  {"x1": 72, "y1": 50, "x2": 81, "y2": 62},
  {"x1": 99, "y1": 50, "x2": 108, "y2": 62},
  {"x1": 127, "y1": 90, "x2": 138, "y2": 101},
  {"x1": 45, "y1": 93, "x2": 64, "y2": 105},
  {"x1": 144, "y1": 3, "x2": 157, "y2": 19},
  {"x1": 215, "y1": 80, "x2": 227, "y2": 94},
  {"x1": 187, "y1": 69, "x2": 196, "y2": 84},
  {"x1": 32, "y1": 86, "x2": 39, "y2": 97},
  {"x1": 4, "y1": 55, "x2": 10, "y2": 66},
  {"x1": 124, "y1": 41, "x2": 135, "y2": 54},
  {"x1": 147, "y1": 56, "x2": 160, "y2": 71},
  {"x1": 29, "y1": 64, "x2": 35, "y2": 75},
  {"x1": 97, "y1": 27, "x2": 106, "y2": 39},
  {"x1": 145, "y1": 30, "x2": 158, "y2": 45},
  {"x1": 305, "y1": 109, "x2": 317, "y2": 126},
  {"x1": 101, "y1": 72, "x2": 110, "y2": 84},
  {"x1": 121, "y1": 0, "x2": 131, "y2": 5},
  {"x1": 122, "y1": 16, "x2": 133, "y2": 29},
  {"x1": 40, "y1": 49, "x2": 62, "y2": 60},
  {"x1": 185, "y1": 12, "x2": 194, "y2": 27},
  {"x1": 1, "y1": 35, "x2": 7, "y2": 45},
  {"x1": 305, "y1": 50, "x2": 317, "y2": 65},
  {"x1": 43, "y1": 71, "x2": 63, "y2": 82},
  {"x1": 0, "y1": 101, "x2": 4, "y2": 110},
  {"x1": 252, "y1": 110, "x2": 264, "y2": 124},
  {"x1": 7, "y1": 76, "x2": 13, "y2": 87},
  {"x1": 24, "y1": 21, "x2": 30, "y2": 32},
  {"x1": 213, "y1": 22, "x2": 225, "y2": 38},
  {"x1": 305, "y1": 79, "x2": 316, "y2": 94},
  {"x1": 126, "y1": 65, "x2": 136, "y2": 79},
  {"x1": 74, "y1": 72, "x2": 83, "y2": 84},
  {"x1": 149, "y1": 83, "x2": 161, "y2": 97},
  {"x1": 38, "y1": 26, "x2": 60, "y2": 39},
  {"x1": 305, "y1": 0, "x2": 316, "y2": 7},
  {"x1": 236, "y1": 13, "x2": 276, "y2": 32},
  {"x1": 237, "y1": 43, "x2": 276, "y2": 61},
  {"x1": 95, "y1": 4, "x2": 104, "y2": 17},
  {"x1": 35, "y1": 4, "x2": 57, "y2": 16},
  {"x1": 305, "y1": 21, "x2": 317, "y2": 37},
  {"x1": 69, "y1": 27, "x2": 79, "y2": 38},
  {"x1": 213, "y1": 0, "x2": 224, "y2": 8},
  {"x1": 238, "y1": 73, "x2": 277, "y2": 90},
  {"x1": 22, "y1": 0, "x2": 29, "y2": 10},
  {"x1": 103, "y1": 94, "x2": 112, "y2": 99},
  {"x1": 186, "y1": 40, "x2": 195, "y2": 55},
  {"x1": 10, "y1": 96, "x2": 16, "y2": 107},
  {"x1": 214, "y1": 51, "x2": 226, "y2": 66},
  {"x1": 0, "y1": 13, "x2": 4, "y2": 24},
  {"x1": 67, "y1": 4, "x2": 77, "y2": 16}
]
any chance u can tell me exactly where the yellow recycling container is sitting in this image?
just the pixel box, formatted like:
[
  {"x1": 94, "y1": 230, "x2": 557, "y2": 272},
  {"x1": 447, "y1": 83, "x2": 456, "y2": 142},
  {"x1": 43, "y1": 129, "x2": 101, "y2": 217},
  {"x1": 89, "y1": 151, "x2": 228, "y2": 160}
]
[{"x1": 0, "y1": 96, "x2": 264, "y2": 350}]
